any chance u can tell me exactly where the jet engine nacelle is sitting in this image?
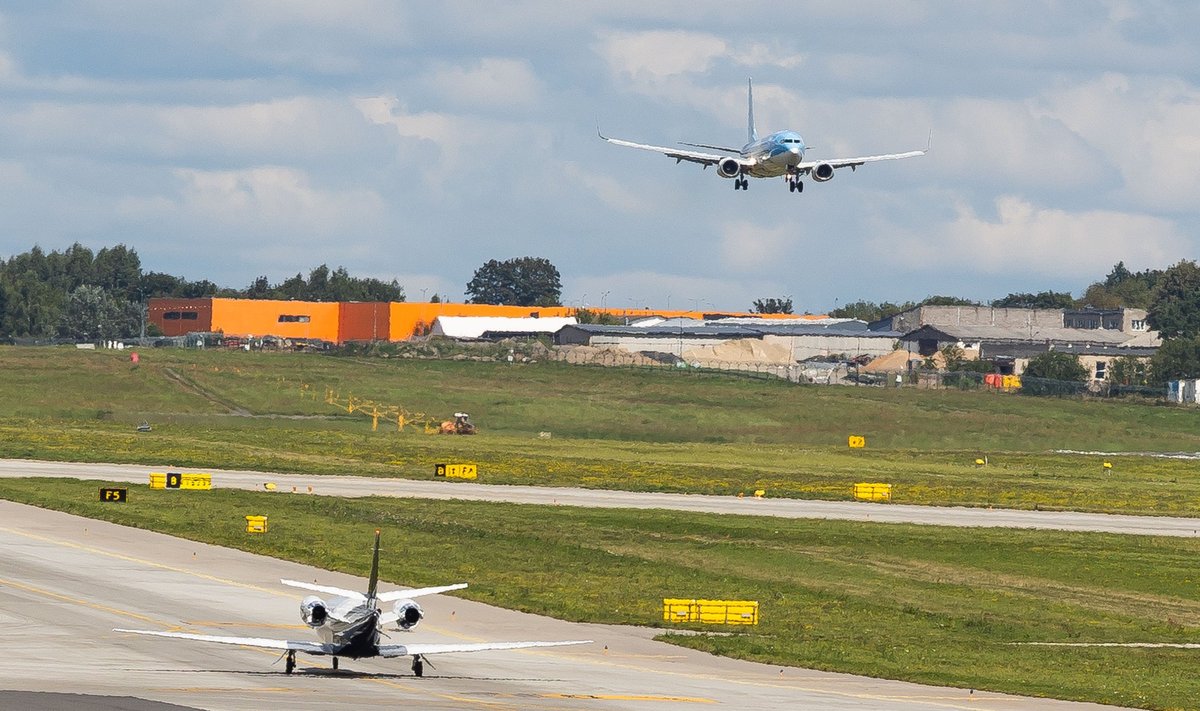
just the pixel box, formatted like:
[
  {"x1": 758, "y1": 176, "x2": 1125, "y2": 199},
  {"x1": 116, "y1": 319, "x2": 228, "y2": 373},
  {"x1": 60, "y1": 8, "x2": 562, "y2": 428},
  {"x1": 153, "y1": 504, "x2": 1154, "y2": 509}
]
[
  {"x1": 717, "y1": 157, "x2": 742, "y2": 179},
  {"x1": 811, "y1": 163, "x2": 835, "y2": 182},
  {"x1": 393, "y1": 599, "x2": 424, "y2": 630},
  {"x1": 300, "y1": 595, "x2": 328, "y2": 628}
]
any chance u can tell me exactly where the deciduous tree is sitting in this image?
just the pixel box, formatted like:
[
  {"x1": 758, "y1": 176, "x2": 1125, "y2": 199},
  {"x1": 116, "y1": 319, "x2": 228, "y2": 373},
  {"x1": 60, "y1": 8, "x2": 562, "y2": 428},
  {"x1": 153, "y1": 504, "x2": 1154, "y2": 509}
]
[{"x1": 466, "y1": 257, "x2": 562, "y2": 306}]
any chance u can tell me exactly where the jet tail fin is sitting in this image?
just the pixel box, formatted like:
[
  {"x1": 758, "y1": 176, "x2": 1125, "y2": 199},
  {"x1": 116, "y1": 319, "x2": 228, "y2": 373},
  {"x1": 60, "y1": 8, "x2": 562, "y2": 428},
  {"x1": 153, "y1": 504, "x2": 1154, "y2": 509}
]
[
  {"x1": 367, "y1": 529, "x2": 381, "y2": 608},
  {"x1": 747, "y1": 78, "x2": 757, "y2": 144}
]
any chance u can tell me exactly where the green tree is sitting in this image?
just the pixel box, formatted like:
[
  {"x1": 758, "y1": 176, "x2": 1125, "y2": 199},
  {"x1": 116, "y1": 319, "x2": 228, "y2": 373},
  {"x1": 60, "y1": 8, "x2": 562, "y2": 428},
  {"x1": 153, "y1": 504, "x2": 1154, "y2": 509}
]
[
  {"x1": 1108, "y1": 355, "x2": 1150, "y2": 386},
  {"x1": 828, "y1": 300, "x2": 915, "y2": 322},
  {"x1": 920, "y1": 295, "x2": 978, "y2": 307},
  {"x1": 991, "y1": 291, "x2": 1076, "y2": 309},
  {"x1": 466, "y1": 257, "x2": 562, "y2": 306},
  {"x1": 751, "y1": 297, "x2": 793, "y2": 314},
  {"x1": 1020, "y1": 351, "x2": 1090, "y2": 396},
  {"x1": 59, "y1": 285, "x2": 140, "y2": 340},
  {"x1": 1079, "y1": 261, "x2": 1162, "y2": 309},
  {"x1": 93, "y1": 245, "x2": 142, "y2": 300},
  {"x1": 573, "y1": 308, "x2": 622, "y2": 325},
  {"x1": 1148, "y1": 260, "x2": 1200, "y2": 339},
  {"x1": 1151, "y1": 336, "x2": 1200, "y2": 382}
]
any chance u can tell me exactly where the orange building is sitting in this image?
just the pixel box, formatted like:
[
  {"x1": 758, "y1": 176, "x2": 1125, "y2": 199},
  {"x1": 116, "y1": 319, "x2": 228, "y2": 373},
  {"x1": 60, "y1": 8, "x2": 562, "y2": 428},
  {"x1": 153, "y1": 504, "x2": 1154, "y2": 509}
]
[{"x1": 148, "y1": 297, "x2": 823, "y2": 344}]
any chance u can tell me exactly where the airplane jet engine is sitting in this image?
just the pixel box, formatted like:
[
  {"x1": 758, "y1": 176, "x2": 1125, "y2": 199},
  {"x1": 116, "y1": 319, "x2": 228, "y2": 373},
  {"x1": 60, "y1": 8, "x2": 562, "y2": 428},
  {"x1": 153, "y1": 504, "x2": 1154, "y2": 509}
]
[
  {"x1": 811, "y1": 163, "x2": 835, "y2": 182},
  {"x1": 300, "y1": 595, "x2": 328, "y2": 627},
  {"x1": 393, "y1": 599, "x2": 424, "y2": 630},
  {"x1": 717, "y1": 157, "x2": 742, "y2": 179}
]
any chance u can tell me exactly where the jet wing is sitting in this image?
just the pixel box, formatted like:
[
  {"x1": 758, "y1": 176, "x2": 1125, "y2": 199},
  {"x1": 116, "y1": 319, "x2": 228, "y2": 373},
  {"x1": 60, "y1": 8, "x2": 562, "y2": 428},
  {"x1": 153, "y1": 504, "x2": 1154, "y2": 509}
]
[
  {"x1": 377, "y1": 582, "x2": 467, "y2": 603},
  {"x1": 378, "y1": 639, "x2": 591, "y2": 658},
  {"x1": 795, "y1": 147, "x2": 926, "y2": 173},
  {"x1": 599, "y1": 131, "x2": 725, "y2": 167},
  {"x1": 114, "y1": 628, "x2": 333, "y2": 655}
]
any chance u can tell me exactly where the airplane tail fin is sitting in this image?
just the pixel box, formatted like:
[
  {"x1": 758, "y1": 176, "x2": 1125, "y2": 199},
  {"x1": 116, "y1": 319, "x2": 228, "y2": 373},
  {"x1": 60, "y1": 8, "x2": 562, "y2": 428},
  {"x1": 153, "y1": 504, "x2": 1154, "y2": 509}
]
[
  {"x1": 367, "y1": 529, "x2": 381, "y2": 608},
  {"x1": 747, "y1": 78, "x2": 757, "y2": 144}
]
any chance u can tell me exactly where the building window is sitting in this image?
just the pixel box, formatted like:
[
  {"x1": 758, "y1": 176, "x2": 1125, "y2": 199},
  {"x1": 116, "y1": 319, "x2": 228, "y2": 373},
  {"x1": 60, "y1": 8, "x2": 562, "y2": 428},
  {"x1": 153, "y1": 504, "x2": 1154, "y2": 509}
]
[
  {"x1": 1095, "y1": 361, "x2": 1106, "y2": 380},
  {"x1": 182, "y1": 312, "x2": 198, "y2": 320},
  {"x1": 278, "y1": 314, "x2": 311, "y2": 323},
  {"x1": 1131, "y1": 319, "x2": 1146, "y2": 330},
  {"x1": 164, "y1": 312, "x2": 181, "y2": 320}
]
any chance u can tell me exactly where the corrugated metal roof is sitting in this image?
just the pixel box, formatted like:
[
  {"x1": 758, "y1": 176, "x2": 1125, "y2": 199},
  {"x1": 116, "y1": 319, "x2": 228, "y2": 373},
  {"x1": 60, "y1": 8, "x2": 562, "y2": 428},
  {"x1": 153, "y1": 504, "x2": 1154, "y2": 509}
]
[
  {"x1": 558, "y1": 323, "x2": 899, "y2": 339},
  {"x1": 901, "y1": 323, "x2": 1153, "y2": 346}
]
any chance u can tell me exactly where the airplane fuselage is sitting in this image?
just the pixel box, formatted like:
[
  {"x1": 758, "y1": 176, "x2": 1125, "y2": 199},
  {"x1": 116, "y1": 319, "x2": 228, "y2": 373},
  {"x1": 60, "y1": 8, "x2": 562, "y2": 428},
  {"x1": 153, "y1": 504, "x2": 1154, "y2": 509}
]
[
  {"x1": 317, "y1": 598, "x2": 382, "y2": 658},
  {"x1": 740, "y1": 130, "x2": 806, "y2": 178}
]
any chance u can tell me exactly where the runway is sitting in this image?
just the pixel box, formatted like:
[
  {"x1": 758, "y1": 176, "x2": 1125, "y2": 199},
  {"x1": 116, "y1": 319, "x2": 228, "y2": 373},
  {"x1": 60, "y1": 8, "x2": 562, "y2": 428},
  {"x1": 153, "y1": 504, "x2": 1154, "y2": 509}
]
[
  {"x1": 0, "y1": 500, "x2": 1123, "y2": 710},
  {"x1": 2, "y1": 458, "x2": 1199, "y2": 537}
]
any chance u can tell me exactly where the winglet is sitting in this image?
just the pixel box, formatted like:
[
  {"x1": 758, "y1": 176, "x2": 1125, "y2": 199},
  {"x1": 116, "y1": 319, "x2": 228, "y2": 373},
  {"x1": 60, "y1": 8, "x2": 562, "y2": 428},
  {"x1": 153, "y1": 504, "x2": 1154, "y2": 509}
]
[
  {"x1": 747, "y1": 78, "x2": 757, "y2": 144},
  {"x1": 367, "y1": 529, "x2": 381, "y2": 607},
  {"x1": 925, "y1": 129, "x2": 933, "y2": 153},
  {"x1": 597, "y1": 126, "x2": 609, "y2": 142}
]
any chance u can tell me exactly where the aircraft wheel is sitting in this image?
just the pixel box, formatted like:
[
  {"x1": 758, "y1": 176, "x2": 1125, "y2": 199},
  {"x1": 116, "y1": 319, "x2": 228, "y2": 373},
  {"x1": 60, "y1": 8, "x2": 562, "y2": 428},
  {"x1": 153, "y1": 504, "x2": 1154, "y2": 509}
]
[
  {"x1": 733, "y1": 180, "x2": 741, "y2": 191},
  {"x1": 286, "y1": 651, "x2": 295, "y2": 674},
  {"x1": 332, "y1": 657, "x2": 339, "y2": 670},
  {"x1": 788, "y1": 181, "x2": 795, "y2": 193},
  {"x1": 797, "y1": 181, "x2": 804, "y2": 193},
  {"x1": 413, "y1": 657, "x2": 424, "y2": 677}
]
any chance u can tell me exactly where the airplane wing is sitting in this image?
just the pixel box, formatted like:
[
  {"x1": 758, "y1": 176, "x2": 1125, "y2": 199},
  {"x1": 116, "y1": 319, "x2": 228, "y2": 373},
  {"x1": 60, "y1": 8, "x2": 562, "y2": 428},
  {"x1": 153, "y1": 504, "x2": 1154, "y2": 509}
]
[
  {"x1": 378, "y1": 639, "x2": 591, "y2": 658},
  {"x1": 115, "y1": 628, "x2": 334, "y2": 655},
  {"x1": 377, "y1": 582, "x2": 467, "y2": 603},
  {"x1": 599, "y1": 130, "x2": 726, "y2": 167},
  {"x1": 795, "y1": 147, "x2": 926, "y2": 173},
  {"x1": 280, "y1": 579, "x2": 365, "y2": 601}
]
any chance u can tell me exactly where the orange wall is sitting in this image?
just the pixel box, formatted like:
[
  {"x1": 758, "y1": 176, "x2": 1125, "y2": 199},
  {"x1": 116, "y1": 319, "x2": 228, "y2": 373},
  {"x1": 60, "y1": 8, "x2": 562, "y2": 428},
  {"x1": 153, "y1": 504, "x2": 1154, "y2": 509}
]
[
  {"x1": 210, "y1": 298, "x2": 340, "y2": 341},
  {"x1": 153, "y1": 297, "x2": 827, "y2": 343}
]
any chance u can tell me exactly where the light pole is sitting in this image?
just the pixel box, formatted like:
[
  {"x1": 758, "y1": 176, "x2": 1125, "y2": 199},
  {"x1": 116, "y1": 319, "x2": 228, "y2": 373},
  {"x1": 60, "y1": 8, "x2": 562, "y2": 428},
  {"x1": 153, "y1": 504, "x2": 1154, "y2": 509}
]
[{"x1": 601, "y1": 290, "x2": 610, "y2": 310}]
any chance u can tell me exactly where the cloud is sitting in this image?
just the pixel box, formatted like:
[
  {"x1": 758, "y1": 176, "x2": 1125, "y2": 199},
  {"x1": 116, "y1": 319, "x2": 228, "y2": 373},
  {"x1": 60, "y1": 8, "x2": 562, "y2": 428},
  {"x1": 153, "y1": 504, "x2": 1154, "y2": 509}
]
[
  {"x1": 877, "y1": 195, "x2": 1188, "y2": 279},
  {"x1": 119, "y1": 166, "x2": 385, "y2": 242},
  {"x1": 719, "y1": 221, "x2": 792, "y2": 272},
  {"x1": 595, "y1": 30, "x2": 804, "y2": 85},
  {"x1": 423, "y1": 58, "x2": 545, "y2": 111}
]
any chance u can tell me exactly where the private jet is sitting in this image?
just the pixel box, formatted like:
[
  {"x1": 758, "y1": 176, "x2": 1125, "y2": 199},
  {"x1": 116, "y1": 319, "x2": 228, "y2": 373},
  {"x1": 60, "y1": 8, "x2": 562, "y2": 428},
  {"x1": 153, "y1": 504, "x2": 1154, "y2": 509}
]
[{"x1": 116, "y1": 530, "x2": 590, "y2": 677}]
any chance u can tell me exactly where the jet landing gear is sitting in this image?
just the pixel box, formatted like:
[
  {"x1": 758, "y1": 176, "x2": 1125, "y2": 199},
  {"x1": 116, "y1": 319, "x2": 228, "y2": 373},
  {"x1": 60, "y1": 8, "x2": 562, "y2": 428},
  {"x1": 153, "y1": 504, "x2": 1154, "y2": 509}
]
[
  {"x1": 285, "y1": 651, "x2": 296, "y2": 674},
  {"x1": 787, "y1": 178, "x2": 804, "y2": 193},
  {"x1": 332, "y1": 657, "x2": 339, "y2": 670},
  {"x1": 733, "y1": 177, "x2": 749, "y2": 191},
  {"x1": 412, "y1": 655, "x2": 425, "y2": 677}
]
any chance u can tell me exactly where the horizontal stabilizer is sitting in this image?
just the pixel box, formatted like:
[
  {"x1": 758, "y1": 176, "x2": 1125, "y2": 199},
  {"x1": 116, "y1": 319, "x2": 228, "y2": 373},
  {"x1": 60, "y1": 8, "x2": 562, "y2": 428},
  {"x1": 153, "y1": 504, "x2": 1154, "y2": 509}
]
[
  {"x1": 280, "y1": 579, "x2": 365, "y2": 601},
  {"x1": 378, "y1": 639, "x2": 591, "y2": 658},
  {"x1": 114, "y1": 628, "x2": 331, "y2": 655},
  {"x1": 377, "y1": 582, "x2": 467, "y2": 602}
]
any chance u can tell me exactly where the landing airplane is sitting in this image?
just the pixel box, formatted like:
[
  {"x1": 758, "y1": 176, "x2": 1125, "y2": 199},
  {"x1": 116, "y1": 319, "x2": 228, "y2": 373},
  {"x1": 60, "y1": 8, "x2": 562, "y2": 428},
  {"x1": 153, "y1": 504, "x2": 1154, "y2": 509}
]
[
  {"x1": 115, "y1": 530, "x2": 590, "y2": 677},
  {"x1": 599, "y1": 79, "x2": 928, "y2": 193}
]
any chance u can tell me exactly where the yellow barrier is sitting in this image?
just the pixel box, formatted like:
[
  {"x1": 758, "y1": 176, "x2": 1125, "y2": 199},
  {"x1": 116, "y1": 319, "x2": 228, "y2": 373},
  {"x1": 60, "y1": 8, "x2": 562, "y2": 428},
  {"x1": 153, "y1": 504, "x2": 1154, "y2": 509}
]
[
  {"x1": 434, "y1": 463, "x2": 478, "y2": 480},
  {"x1": 149, "y1": 472, "x2": 212, "y2": 490},
  {"x1": 663, "y1": 598, "x2": 758, "y2": 625},
  {"x1": 245, "y1": 515, "x2": 268, "y2": 533},
  {"x1": 848, "y1": 435, "x2": 866, "y2": 449},
  {"x1": 853, "y1": 482, "x2": 892, "y2": 502}
]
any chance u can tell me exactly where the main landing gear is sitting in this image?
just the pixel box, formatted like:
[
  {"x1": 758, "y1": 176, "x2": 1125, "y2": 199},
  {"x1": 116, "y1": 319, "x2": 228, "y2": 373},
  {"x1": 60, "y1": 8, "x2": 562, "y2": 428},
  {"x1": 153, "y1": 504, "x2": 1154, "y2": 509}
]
[
  {"x1": 411, "y1": 655, "x2": 425, "y2": 677},
  {"x1": 787, "y1": 178, "x2": 804, "y2": 193},
  {"x1": 733, "y1": 177, "x2": 749, "y2": 191},
  {"x1": 332, "y1": 657, "x2": 339, "y2": 670},
  {"x1": 285, "y1": 650, "x2": 296, "y2": 674}
]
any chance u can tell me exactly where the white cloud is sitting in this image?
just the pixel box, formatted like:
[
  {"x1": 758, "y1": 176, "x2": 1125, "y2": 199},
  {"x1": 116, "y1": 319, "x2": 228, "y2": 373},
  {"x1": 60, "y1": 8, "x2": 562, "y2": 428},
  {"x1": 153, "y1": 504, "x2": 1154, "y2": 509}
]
[
  {"x1": 560, "y1": 162, "x2": 656, "y2": 214},
  {"x1": 424, "y1": 58, "x2": 545, "y2": 111},
  {"x1": 877, "y1": 195, "x2": 1188, "y2": 279},
  {"x1": 719, "y1": 221, "x2": 791, "y2": 272},
  {"x1": 119, "y1": 166, "x2": 385, "y2": 242}
]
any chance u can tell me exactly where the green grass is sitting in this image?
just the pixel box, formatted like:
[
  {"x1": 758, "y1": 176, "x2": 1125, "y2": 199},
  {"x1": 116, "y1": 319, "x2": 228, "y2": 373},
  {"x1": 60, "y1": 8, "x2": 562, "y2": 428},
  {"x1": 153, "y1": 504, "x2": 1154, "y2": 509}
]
[
  {"x1": 3, "y1": 345, "x2": 1200, "y2": 515},
  {"x1": 3, "y1": 477, "x2": 1199, "y2": 710}
]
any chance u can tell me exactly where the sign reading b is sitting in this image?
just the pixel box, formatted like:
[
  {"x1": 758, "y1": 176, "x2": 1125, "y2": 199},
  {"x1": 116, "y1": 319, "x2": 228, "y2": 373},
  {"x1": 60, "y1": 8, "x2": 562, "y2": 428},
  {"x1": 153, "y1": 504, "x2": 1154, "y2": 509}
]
[{"x1": 165, "y1": 472, "x2": 182, "y2": 489}]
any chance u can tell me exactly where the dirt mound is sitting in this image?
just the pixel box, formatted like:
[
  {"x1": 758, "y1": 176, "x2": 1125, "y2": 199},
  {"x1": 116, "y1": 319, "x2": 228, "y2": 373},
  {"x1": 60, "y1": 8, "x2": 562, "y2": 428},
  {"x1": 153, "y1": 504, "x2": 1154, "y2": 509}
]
[{"x1": 682, "y1": 339, "x2": 793, "y2": 365}]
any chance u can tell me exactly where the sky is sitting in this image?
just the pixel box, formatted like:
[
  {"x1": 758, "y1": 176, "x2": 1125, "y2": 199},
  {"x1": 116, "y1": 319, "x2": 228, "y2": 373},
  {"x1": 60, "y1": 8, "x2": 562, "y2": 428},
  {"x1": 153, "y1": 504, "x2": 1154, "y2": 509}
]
[{"x1": 1, "y1": 2, "x2": 1198, "y2": 313}]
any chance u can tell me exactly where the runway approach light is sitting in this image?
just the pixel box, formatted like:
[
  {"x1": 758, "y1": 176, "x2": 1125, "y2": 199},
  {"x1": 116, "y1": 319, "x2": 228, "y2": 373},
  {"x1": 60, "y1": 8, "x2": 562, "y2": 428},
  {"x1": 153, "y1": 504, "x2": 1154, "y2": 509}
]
[{"x1": 1103, "y1": 461, "x2": 1113, "y2": 470}]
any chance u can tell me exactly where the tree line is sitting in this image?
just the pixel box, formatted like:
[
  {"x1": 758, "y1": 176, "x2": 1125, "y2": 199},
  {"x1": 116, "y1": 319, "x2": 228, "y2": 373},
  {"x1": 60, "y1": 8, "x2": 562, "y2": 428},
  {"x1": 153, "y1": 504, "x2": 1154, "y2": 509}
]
[{"x1": 0, "y1": 244, "x2": 404, "y2": 340}]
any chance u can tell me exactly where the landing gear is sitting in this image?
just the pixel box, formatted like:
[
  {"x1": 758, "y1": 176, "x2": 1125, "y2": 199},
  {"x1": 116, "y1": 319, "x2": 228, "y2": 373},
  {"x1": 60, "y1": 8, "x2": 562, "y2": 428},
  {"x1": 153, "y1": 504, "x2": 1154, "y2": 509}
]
[
  {"x1": 285, "y1": 651, "x2": 296, "y2": 674},
  {"x1": 733, "y1": 177, "x2": 749, "y2": 191},
  {"x1": 332, "y1": 657, "x2": 339, "y2": 670},
  {"x1": 787, "y1": 178, "x2": 804, "y2": 193},
  {"x1": 412, "y1": 655, "x2": 425, "y2": 677}
]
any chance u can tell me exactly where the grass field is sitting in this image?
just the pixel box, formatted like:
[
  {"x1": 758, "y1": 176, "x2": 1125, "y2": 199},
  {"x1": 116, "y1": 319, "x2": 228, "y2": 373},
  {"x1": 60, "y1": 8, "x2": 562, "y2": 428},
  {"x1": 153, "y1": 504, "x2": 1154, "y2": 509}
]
[
  {"x1": 3, "y1": 346, "x2": 1200, "y2": 515},
  {"x1": 3, "y1": 477, "x2": 1199, "y2": 710}
]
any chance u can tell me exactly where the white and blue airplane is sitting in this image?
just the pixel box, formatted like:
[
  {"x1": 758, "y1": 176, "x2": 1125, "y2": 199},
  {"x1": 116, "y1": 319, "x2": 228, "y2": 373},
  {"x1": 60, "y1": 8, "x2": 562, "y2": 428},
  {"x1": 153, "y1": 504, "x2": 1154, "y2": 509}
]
[
  {"x1": 600, "y1": 79, "x2": 928, "y2": 193},
  {"x1": 116, "y1": 530, "x2": 590, "y2": 677}
]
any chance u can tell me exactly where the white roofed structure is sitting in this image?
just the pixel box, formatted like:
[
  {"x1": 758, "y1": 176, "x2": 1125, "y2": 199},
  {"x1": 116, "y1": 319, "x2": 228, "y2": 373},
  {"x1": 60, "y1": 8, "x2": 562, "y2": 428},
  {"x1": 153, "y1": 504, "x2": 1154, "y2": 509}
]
[{"x1": 430, "y1": 316, "x2": 577, "y2": 340}]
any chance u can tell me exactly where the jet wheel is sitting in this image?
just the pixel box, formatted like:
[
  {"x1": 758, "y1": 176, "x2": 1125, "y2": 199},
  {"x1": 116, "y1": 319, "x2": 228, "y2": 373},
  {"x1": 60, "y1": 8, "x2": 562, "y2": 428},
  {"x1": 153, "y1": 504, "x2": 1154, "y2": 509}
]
[
  {"x1": 285, "y1": 651, "x2": 296, "y2": 674},
  {"x1": 332, "y1": 657, "x2": 339, "y2": 670},
  {"x1": 412, "y1": 656, "x2": 424, "y2": 677}
]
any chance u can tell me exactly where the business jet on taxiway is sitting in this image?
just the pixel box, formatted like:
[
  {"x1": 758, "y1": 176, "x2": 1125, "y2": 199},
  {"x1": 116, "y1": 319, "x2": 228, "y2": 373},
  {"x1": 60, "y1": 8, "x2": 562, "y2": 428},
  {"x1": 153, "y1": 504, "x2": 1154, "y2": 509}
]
[
  {"x1": 600, "y1": 79, "x2": 929, "y2": 193},
  {"x1": 116, "y1": 530, "x2": 590, "y2": 677}
]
